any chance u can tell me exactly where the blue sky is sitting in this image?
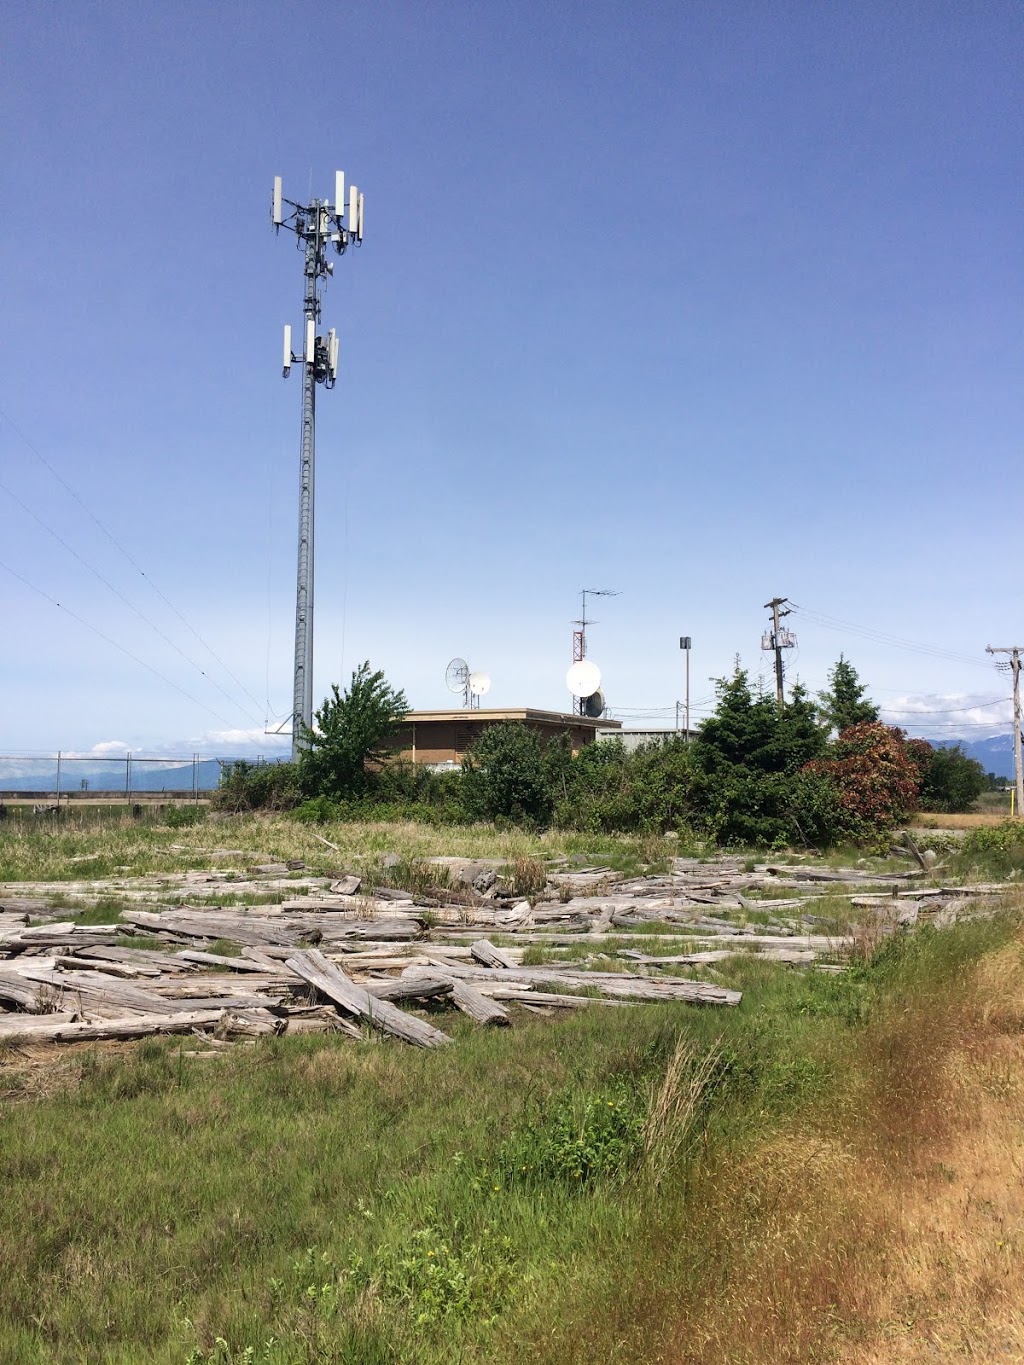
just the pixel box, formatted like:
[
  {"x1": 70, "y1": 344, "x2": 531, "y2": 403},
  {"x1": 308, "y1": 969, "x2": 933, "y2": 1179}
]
[{"x1": 1, "y1": 0, "x2": 1021, "y2": 758}]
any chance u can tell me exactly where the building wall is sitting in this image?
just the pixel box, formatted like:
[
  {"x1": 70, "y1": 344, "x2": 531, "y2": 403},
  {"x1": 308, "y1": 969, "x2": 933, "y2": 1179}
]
[{"x1": 390, "y1": 715, "x2": 610, "y2": 765}]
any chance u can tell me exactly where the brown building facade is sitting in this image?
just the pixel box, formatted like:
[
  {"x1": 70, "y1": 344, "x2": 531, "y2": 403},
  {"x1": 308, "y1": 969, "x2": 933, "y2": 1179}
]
[{"x1": 391, "y1": 709, "x2": 620, "y2": 766}]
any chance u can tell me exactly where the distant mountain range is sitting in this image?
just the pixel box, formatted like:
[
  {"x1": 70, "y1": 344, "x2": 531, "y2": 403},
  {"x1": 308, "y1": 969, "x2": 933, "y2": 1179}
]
[
  {"x1": 930, "y1": 733, "x2": 1017, "y2": 780},
  {"x1": 0, "y1": 758, "x2": 264, "y2": 794}
]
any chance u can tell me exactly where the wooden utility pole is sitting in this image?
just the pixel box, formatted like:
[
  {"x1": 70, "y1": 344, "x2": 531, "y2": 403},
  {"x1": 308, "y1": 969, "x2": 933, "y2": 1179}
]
[
  {"x1": 763, "y1": 598, "x2": 794, "y2": 709},
  {"x1": 986, "y1": 645, "x2": 1024, "y2": 817}
]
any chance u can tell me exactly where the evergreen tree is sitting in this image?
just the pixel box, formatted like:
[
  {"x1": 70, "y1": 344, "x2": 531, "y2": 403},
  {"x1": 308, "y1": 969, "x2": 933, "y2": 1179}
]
[{"x1": 817, "y1": 655, "x2": 879, "y2": 734}]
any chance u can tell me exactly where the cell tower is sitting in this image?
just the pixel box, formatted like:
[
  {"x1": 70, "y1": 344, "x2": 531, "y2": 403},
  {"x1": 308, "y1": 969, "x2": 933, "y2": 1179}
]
[{"x1": 271, "y1": 171, "x2": 364, "y2": 759}]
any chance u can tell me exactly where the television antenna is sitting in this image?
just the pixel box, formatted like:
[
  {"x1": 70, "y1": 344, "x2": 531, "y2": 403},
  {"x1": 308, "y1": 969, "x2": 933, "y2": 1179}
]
[
  {"x1": 570, "y1": 588, "x2": 617, "y2": 715},
  {"x1": 445, "y1": 657, "x2": 470, "y2": 707},
  {"x1": 271, "y1": 170, "x2": 365, "y2": 759}
]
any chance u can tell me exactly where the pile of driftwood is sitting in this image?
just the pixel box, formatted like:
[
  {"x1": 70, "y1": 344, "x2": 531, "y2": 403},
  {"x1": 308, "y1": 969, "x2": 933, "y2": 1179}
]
[{"x1": 0, "y1": 853, "x2": 1007, "y2": 1051}]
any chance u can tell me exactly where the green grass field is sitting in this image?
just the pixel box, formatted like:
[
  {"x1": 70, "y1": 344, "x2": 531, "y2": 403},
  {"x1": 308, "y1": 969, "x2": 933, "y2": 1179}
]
[{"x1": 2, "y1": 815, "x2": 1024, "y2": 1364}]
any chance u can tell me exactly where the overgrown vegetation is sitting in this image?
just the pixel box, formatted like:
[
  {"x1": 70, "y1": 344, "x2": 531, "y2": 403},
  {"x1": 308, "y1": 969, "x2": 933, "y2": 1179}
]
[
  {"x1": 213, "y1": 656, "x2": 996, "y2": 848},
  {"x1": 1, "y1": 903, "x2": 1022, "y2": 1363}
]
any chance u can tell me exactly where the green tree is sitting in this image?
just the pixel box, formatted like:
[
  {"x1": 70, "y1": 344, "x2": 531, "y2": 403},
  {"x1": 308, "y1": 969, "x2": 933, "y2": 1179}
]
[
  {"x1": 460, "y1": 722, "x2": 554, "y2": 826},
  {"x1": 689, "y1": 668, "x2": 827, "y2": 845},
  {"x1": 298, "y1": 662, "x2": 409, "y2": 799},
  {"x1": 817, "y1": 655, "x2": 879, "y2": 734},
  {"x1": 917, "y1": 743, "x2": 987, "y2": 814}
]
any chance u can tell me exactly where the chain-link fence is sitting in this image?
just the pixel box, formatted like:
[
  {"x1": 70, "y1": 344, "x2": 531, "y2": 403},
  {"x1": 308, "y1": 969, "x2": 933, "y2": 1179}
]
[{"x1": 0, "y1": 753, "x2": 287, "y2": 803}]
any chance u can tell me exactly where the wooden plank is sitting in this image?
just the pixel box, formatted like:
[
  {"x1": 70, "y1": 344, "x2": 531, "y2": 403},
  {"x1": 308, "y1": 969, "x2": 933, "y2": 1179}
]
[{"x1": 285, "y1": 949, "x2": 451, "y2": 1048}]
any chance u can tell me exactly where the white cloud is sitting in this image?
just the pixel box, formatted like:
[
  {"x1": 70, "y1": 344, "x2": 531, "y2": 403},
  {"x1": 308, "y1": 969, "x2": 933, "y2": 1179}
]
[{"x1": 877, "y1": 692, "x2": 1012, "y2": 738}]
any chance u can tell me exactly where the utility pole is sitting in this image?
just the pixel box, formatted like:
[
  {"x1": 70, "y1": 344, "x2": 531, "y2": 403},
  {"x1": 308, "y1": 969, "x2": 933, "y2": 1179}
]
[
  {"x1": 679, "y1": 636, "x2": 691, "y2": 739},
  {"x1": 271, "y1": 171, "x2": 364, "y2": 760},
  {"x1": 762, "y1": 597, "x2": 795, "y2": 708},
  {"x1": 986, "y1": 645, "x2": 1024, "y2": 818}
]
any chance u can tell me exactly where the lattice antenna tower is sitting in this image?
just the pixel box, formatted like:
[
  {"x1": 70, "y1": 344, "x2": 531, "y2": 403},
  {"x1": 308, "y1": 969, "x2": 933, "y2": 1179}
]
[
  {"x1": 570, "y1": 588, "x2": 617, "y2": 716},
  {"x1": 271, "y1": 171, "x2": 365, "y2": 759}
]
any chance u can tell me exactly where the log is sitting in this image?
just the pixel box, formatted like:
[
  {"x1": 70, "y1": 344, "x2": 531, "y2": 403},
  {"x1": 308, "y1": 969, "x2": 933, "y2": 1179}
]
[
  {"x1": 401, "y1": 963, "x2": 741, "y2": 1007},
  {"x1": 470, "y1": 939, "x2": 517, "y2": 970},
  {"x1": 177, "y1": 950, "x2": 274, "y2": 973},
  {"x1": 285, "y1": 949, "x2": 451, "y2": 1048},
  {"x1": 448, "y1": 979, "x2": 512, "y2": 1025},
  {"x1": 363, "y1": 976, "x2": 454, "y2": 1002},
  {"x1": 0, "y1": 970, "x2": 46, "y2": 1010},
  {"x1": 0, "y1": 1009, "x2": 227, "y2": 1043}
]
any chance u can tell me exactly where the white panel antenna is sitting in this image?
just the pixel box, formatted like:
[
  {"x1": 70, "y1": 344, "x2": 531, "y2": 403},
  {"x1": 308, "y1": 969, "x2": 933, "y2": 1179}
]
[
  {"x1": 327, "y1": 328, "x2": 339, "y2": 380},
  {"x1": 272, "y1": 177, "x2": 283, "y2": 226},
  {"x1": 335, "y1": 170, "x2": 345, "y2": 216},
  {"x1": 305, "y1": 320, "x2": 315, "y2": 364},
  {"x1": 348, "y1": 184, "x2": 358, "y2": 231},
  {"x1": 282, "y1": 324, "x2": 292, "y2": 377},
  {"x1": 357, "y1": 192, "x2": 364, "y2": 242}
]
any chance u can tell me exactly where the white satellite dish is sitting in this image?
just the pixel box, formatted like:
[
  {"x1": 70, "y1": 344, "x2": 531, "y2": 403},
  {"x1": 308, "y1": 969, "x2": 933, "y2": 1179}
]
[
  {"x1": 445, "y1": 658, "x2": 470, "y2": 694},
  {"x1": 566, "y1": 660, "x2": 601, "y2": 698},
  {"x1": 468, "y1": 671, "x2": 491, "y2": 697}
]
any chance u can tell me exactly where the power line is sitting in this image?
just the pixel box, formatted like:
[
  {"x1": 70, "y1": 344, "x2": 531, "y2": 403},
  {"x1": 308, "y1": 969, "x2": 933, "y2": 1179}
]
[
  {"x1": 0, "y1": 477, "x2": 264, "y2": 727},
  {"x1": 791, "y1": 602, "x2": 991, "y2": 671},
  {"x1": 0, "y1": 407, "x2": 268, "y2": 718},
  {"x1": 0, "y1": 557, "x2": 242, "y2": 730},
  {"x1": 878, "y1": 698, "x2": 1007, "y2": 716}
]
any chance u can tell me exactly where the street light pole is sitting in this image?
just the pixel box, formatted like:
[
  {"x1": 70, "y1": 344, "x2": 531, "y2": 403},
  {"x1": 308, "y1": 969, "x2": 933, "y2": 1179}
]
[{"x1": 679, "y1": 636, "x2": 691, "y2": 740}]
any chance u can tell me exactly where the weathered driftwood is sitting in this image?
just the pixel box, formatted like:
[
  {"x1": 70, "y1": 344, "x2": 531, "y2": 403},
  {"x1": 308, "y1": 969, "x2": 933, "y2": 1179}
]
[
  {"x1": 363, "y1": 975, "x2": 454, "y2": 1002},
  {"x1": 285, "y1": 949, "x2": 452, "y2": 1048},
  {"x1": 177, "y1": 950, "x2": 275, "y2": 973},
  {"x1": 470, "y1": 939, "x2": 517, "y2": 970},
  {"x1": 0, "y1": 970, "x2": 47, "y2": 1010},
  {"x1": 0, "y1": 1009, "x2": 228, "y2": 1043},
  {"x1": 401, "y1": 963, "x2": 741, "y2": 1007},
  {"x1": 407, "y1": 969, "x2": 511, "y2": 1026}
]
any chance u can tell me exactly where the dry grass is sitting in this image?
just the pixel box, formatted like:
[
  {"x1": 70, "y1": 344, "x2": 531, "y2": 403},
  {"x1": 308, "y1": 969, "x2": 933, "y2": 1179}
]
[
  {"x1": 911, "y1": 812, "x2": 1021, "y2": 830},
  {"x1": 651, "y1": 924, "x2": 1024, "y2": 1365}
]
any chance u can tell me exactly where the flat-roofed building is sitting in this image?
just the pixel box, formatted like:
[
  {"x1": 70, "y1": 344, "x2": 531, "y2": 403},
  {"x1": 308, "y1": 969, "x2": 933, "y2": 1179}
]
[{"x1": 391, "y1": 709, "x2": 620, "y2": 767}]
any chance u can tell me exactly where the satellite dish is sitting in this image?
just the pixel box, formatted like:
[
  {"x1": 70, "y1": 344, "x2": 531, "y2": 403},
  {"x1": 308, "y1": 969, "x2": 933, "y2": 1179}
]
[
  {"x1": 566, "y1": 660, "x2": 601, "y2": 698},
  {"x1": 445, "y1": 658, "x2": 469, "y2": 694},
  {"x1": 584, "y1": 689, "x2": 605, "y2": 719},
  {"x1": 468, "y1": 671, "x2": 491, "y2": 698}
]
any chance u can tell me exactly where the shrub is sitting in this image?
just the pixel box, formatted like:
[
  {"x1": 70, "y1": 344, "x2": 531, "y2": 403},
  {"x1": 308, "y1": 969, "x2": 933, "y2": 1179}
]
[
  {"x1": 212, "y1": 760, "x2": 300, "y2": 813},
  {"x1": 803, "y1": 722, "x2": 921, "y2": 844},
  {"x1": 460, "y1": 723, "x2": 554, "y2": 826},
  {"x1": 917, "y1": 743, "x2": 988, "y2": 813}
]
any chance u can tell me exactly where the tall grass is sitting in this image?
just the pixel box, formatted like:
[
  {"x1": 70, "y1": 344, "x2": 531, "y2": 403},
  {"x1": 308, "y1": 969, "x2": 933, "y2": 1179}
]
[{"x1": 1, "y1": 904, "x2": 1021, "y2": 1364}]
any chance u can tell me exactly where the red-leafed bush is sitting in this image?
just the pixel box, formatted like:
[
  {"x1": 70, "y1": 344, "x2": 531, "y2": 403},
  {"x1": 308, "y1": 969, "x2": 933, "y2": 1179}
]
[{"x1": 803, "y1": 722, "x2": 922, "y2": 844}]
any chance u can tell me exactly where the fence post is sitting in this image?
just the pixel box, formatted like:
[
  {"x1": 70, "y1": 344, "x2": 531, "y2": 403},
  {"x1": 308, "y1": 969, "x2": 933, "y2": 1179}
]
[
  {"x1": 126, "y1": 753, "x2": 132, "y2": 806},
  {"x1": 56, "y1": 750, "x2": 62, "y2": 812},
  {"x1": 193, "y1": 753, "x2": 199, "y2": 806}
]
